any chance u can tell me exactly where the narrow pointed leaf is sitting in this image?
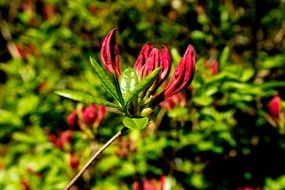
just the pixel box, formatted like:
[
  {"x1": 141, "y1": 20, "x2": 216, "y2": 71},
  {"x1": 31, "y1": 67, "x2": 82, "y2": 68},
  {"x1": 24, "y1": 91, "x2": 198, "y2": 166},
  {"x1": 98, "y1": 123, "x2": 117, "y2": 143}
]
[
  {"x1": 219, "y1": 46, "x2": 230, "y2": 68},
  {"x1": 113, "y1": 75, "x2": 125, "y2": 106},
  {"x1": 120, "y1": 67, "x2": 139, "y2": 100},
  {"x1": 125, "y1": 67, "x2": 161, "y2": 105},
  {"x1": 122, "y1": 116, "x2": 149, "y2": 130},
  {"x1": 90, "y1": 57, "x2": 122, "y2": 105},
  {"x1": 55, "y1": 89, "x2": 119, "y2": 108}
]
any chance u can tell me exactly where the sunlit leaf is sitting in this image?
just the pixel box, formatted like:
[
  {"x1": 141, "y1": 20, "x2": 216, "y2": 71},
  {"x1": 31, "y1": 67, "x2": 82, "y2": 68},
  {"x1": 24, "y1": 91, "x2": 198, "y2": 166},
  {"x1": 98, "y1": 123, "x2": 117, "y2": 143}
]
[
  {"x1": 120, "y1": 67, "x2": 139, "y2": 100},
  {"x1": 260, "y1": 81, "x2": 285, "y2": 89},
  {"x1": 260, "y1": 55, "x2": 285, "y2": 69},
  {"x1": 125, "y1": 67, "x2": 161, "y2": 105},
  {"x1": 219, "y1": 46, "x2": 230, "y2": 68},
  {"x1": 17, "y1": 95, "x2": 39, "y2": 116},
  {"x1": 55, "y1": 89, "x2": 119, "y2": 108},
  {"x1": 89, "y1": 57, "x2": 123, "y2": 105},
  {"x1": 193, "y1": 96, "x2": 213, "y2": 106},
  {"x1": 168, "y1": 107, "x2": 189, "y2": 120},
  {"x1": 240, "y1": 68, "x2": 255, "y2": 82},
  {"x1": 122, "y1": 116, "x2": 149, "y2": 130},
  {"x1": 191, "y1": 30, "x2": 207, "y2": 41},
  {"x1": 0, "y1": 109, "x2": 22, "y2": 127}
]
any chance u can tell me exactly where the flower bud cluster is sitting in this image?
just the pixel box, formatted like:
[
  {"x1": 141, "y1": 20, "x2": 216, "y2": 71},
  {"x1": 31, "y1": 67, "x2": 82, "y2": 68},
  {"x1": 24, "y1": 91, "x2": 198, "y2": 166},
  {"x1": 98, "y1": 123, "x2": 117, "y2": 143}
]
[
  {"x1": 100, "y1": 28, "x2": 196, "y2": 115},
  {"x1": 67, "y1": 104, "x2": 106, "y2": 130},
  {"x1": 48, "y1": 104, "x2": 106, "y2": 170},
  {"x1": 160, "y1": 92, "x2": 187, "y2": 110},
  {"x1": 48, "y1": 130, "x2": 73, "y2": 149},
  {"x1": 204, "y1": 59, "x2": 219, "y2": 75},
  {"x1": 133, "y1": 175, "x2": 169, "y2": 190}
]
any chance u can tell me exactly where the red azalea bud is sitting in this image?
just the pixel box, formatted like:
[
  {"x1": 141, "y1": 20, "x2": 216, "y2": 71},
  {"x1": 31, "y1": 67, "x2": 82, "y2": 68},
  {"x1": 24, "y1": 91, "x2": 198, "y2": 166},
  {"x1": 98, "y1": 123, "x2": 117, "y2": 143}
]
[
  {"x1": 211, "y1": 59, "x2": 218, "y2": 75},
  {"x1": 133, "y1": 181, "x2": 140, "y2": 190},
  {"x1": 96, "y1": 105, "x2": 106, "y2": 125},
  {"x1": 160, "y1": 92, "x2": 186, "y2": 110},
  {"x1": 158, "y1": 46, "x2": 171, "y2": 85},
  {"x1": 48, "y1": 133, "x2": 57, "y2": 145},
  {"x1": 21, "y1": 179, "x2": 30, "y2": 190},
  {"x1": 89, "y1": 3, "x2": 96, "y2": 14},
  {"x1": 160, "y1": 96, "x2": 175, "y2": 110},
  {"x1": 160, "y1": 175, "x2": 166, "y2": 190},
  {"x1": 101, "y1": 28, "x2": 121, "y2": 77},
  {"x1": 49, "y1": 131, "x2": 72, "y2": 149},
  {"x1": 163, "y1": 44, "x2": 195, "y2": 98},
  {"x1": 269, "y1": 95, "x2": 281, "y2": 120},
  {"x1": 134, "y1": 43, "x2": 171, "y2": 94},
  {"x1": 143, "y1": 178, "x2": 156, "y2": 190},
  {"x1": 67, "y1": 111, "x2": 78, "y2": 130},
  {"x1": 204, "y1": 59, "x2": 218, "y2": 75},
  {"x1": 69, "y1": 153, "x2": 80, "y2": 169},
  {"x1": 60, "y1": 130, "x2": 73, "y2": 146},
  {"x1": 83, "y1": 104, "x2": 98, "y2": 125},
  {"x1": 42, "y1": 4, "x2": 56, "y2": 20},
  {"x1": 134, "y1": 42, "x2": 153, "y2": 76},
  {"x1": 141, "y1": 48, "x2": 160, "y2": 78},
  {"x1": 237, "y1": 187, "x2": 256, "y2": 190}
]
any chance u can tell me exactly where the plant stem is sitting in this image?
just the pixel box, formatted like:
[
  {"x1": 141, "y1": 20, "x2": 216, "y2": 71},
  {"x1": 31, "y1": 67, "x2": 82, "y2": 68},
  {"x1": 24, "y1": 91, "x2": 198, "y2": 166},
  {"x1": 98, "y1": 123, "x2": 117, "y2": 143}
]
[
  {"x1": 0, "y1": 19, "x2": 22, "y2": 59},
  {"x1": 64, "y1": 127, "x2": 128, "y2": 190}
]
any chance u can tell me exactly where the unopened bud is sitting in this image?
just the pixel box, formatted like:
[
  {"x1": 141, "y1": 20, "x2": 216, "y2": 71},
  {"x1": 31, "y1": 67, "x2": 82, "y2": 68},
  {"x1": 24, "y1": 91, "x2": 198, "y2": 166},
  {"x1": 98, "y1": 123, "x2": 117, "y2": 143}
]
[
  {"x1": 69, "y1": 153, "x2": 80, "y2": 169},
  {"x1": 141, "y1": 108, "x2": 153, "y2": 116},
  {"x1": 101, "y1": 28, "x2": 121, "y2": 77},
  {"x1": 269, "y1": 95, "x2": 281, "y2": 120},
  {"x1": 163, "y1": 44, "x2": 195, "y2": 98}
]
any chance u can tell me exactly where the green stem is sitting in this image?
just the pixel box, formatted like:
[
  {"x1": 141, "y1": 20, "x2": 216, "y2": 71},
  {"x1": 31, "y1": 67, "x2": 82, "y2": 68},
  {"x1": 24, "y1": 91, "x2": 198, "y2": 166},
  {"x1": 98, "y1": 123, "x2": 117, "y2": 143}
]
[{"x1": 64, "y1": 127, "x2": 128, "y2": 190}]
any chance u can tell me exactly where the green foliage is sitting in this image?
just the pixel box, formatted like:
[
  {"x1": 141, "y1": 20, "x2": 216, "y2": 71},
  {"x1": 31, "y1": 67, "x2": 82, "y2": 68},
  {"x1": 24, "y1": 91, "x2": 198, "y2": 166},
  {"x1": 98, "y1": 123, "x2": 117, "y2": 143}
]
[
  {"x1": 122, "y1": 116, "x2": 149, "y2": 130},
  {"x1": 120, "y1": 67, "x2": 139, "y2": 100},
  {"x1": 0, "y1": 0, "x2": 285, "y2": 190},
  {"x1": 90, "y1": 57, "x2": 124, "y2": 106},
  {"x1": 124, "y1": 67, "x2": 160, "y2": 106},
  {"x1": 55, "y1": 89, "x2": 120, "y2": 108}
]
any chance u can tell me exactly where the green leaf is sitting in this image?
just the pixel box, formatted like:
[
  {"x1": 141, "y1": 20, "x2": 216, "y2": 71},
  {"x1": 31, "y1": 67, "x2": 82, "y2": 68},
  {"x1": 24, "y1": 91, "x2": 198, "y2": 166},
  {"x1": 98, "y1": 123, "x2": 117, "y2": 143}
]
[
  {"x1": 168, "y1": 107, "x2": 189, "y2": 120},
  {"x1": 125, "y1": 67, "x2": 161, "y2": 105},
  {"x1": 0, "y1": 109, "x2": 22, "y2": 128},
  {"x1": 13, "y1": 132, "x2": 37, "y2": 144},
  {"x1": 240, "y1": 68, "x2": 255, "y2": 82},
  {"x1": 17, "y1": 95, "x2": 39, "y2": 116},
  {"x1": 55, "y1": 89, "x2": 119, "y2": 108},
  {"x1": 260, "y1": 81, "x2": 285, "y2": 89},
  {"x1": 260, "y1": 54, "x2": 285, "y2": 69},
  {"x1": 89, "y1": 57, "x2": 122, "y2": 105},
  {"x1": 120, "y1": 67, "x2": 139, "y2": 100},
  {"x1": 122, "y1": 116, "x2": 149, "y2": 130},
  {"x1": 97, "y1": 156, "x2": 120, "y2": 173},
  {"x1": 191, "y1": 30, "x2": 207, "y2": 41},
  {"x1": 193, "y1": 96, "x2": 213, "y2": 106},
  {"x1": 206, "y1": 72, "x2": 239, "y2": 85},
  {"x1": 219, "y1": 46, "x2": 230, "y2": 68},
  {"x1": 170, "y1": 48, "x2": 181, "y2": 64}
]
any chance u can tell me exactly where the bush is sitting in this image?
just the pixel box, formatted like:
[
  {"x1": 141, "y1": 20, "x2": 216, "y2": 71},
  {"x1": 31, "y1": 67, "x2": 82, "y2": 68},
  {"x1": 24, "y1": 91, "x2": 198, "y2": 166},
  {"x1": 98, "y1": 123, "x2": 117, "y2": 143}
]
[{"x1": 0, "y1": 0, "x2": 284, "y2": 189}]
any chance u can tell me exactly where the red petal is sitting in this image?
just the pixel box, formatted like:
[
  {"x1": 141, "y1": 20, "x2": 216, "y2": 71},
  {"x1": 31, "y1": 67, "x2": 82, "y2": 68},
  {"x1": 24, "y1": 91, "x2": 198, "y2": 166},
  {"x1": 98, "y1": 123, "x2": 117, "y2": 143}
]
[
  {"x1": 164, "y1": 44, "x2": 195, "y2": 97},
  {"x1": 158, "y1": 46, "x2": 171, "y2": 84},
  {"x1": 269, "y1": 95, "x2": 281, "y2": 119},
  {"x1": 100, "y1": 28, "x2": 121, "y2": 76},
  {"x1": 141, "y1": 48, "x2": 160, "y2": 78},
  {"x1": 134, "y1": 42, "x2": 153, "y2": 77}
]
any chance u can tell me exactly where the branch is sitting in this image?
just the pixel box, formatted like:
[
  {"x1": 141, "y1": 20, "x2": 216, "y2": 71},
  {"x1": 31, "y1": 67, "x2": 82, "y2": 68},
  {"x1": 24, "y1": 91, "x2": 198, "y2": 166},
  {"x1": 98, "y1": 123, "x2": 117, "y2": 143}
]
[
  {"x1": 0, "y1": 19, "x2": 22, "y2": 59},
  {"x1": 64, "y1": 127, "x2": 128, "y2": 190}
]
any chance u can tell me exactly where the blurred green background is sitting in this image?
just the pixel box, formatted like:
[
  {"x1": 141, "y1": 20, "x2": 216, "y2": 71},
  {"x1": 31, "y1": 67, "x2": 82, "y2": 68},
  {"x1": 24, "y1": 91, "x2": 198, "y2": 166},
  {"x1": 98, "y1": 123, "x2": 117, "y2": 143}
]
[{"x1": 0, "y1": 0, "x2": 285, "y2": 189}]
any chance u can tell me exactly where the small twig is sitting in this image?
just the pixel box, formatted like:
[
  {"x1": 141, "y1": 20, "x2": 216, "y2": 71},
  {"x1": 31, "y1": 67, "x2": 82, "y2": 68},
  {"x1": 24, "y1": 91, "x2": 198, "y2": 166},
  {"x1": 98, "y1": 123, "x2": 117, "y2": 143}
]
[
  {"x1": 0, "y1": 19, "x2": 22, "y2": 59},
  {"x1": 64, "y1": 127, "x2": 128, "y2": 190}
]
